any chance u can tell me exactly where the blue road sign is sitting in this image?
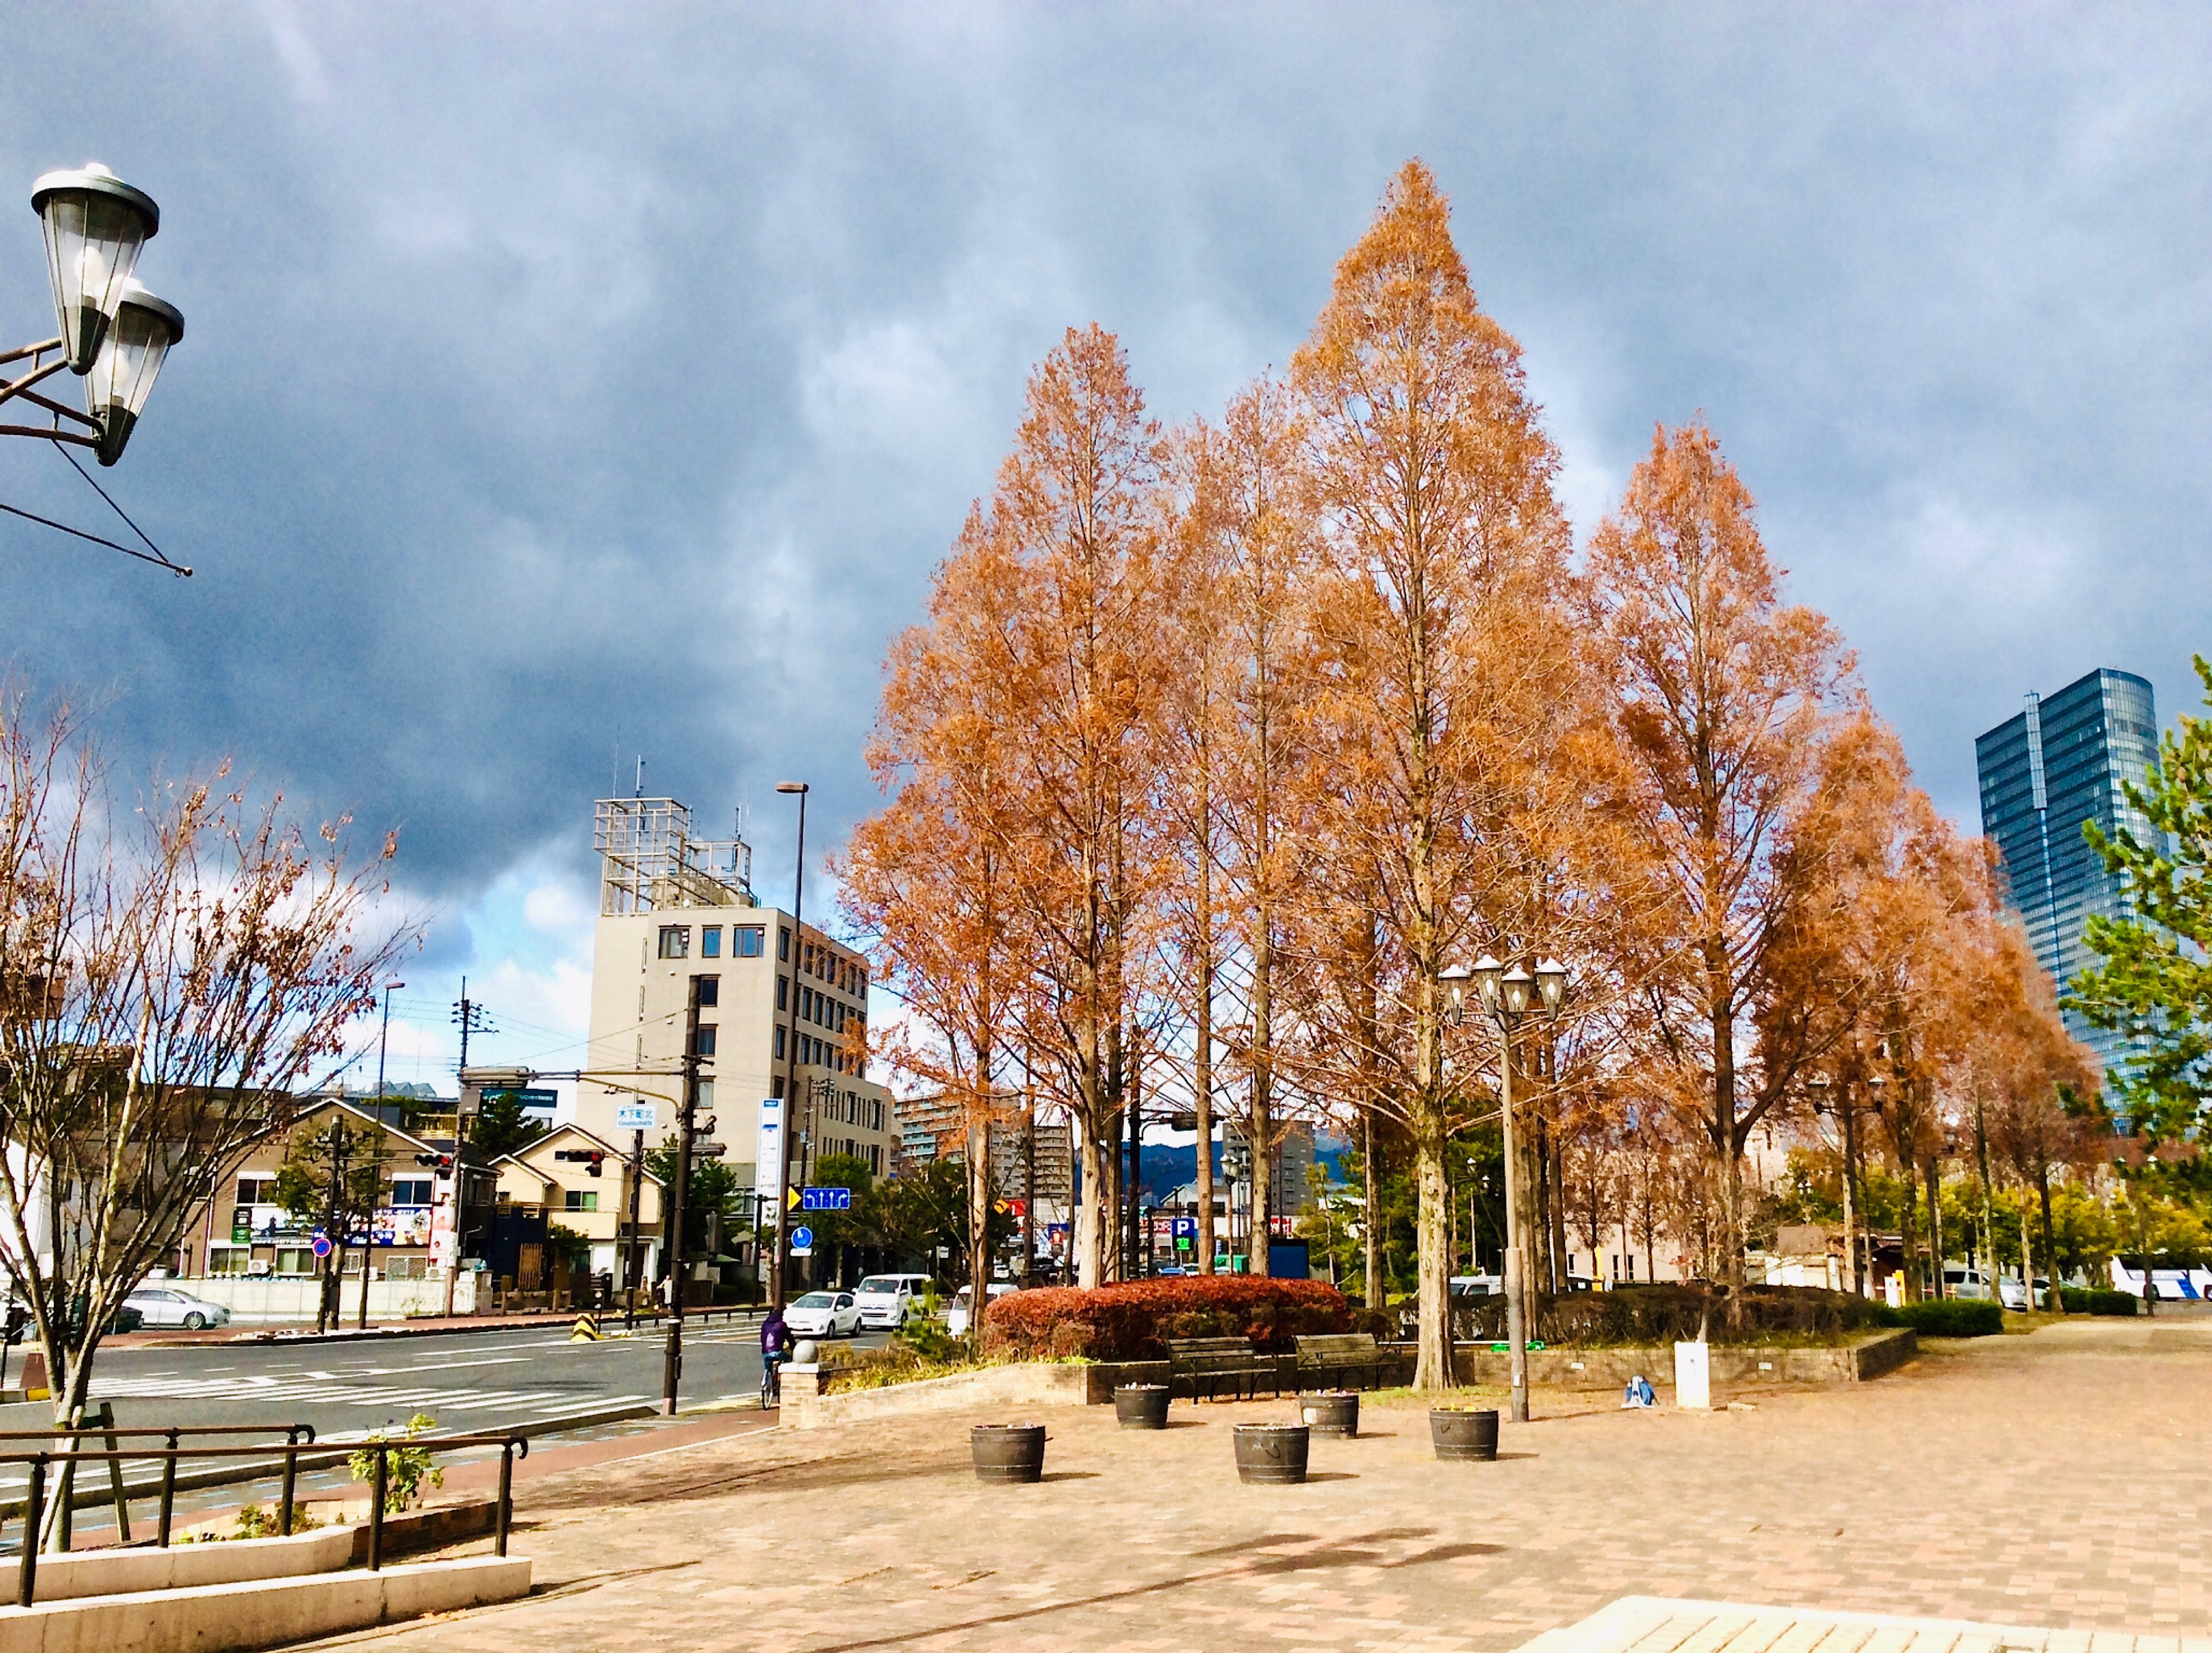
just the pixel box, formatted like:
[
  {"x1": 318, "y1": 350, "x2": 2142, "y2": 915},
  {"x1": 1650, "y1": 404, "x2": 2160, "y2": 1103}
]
[
  {"x1": 801, "y1": 1186, "x2": 853, "y2": 1211},
  {"x1": 310, "y1": 1233, "x2": 333, "y2": 1259},
  {"x1": 1171, "y1": 1217, "x2": 1199, "y2": 1240},
  {"x1": 791, "y1": 1225, "x2": 814, "y2": 1252}
]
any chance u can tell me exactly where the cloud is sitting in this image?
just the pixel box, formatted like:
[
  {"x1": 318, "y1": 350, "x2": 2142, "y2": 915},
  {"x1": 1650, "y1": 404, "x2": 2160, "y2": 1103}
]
[{"x1": 3, "y1": 2, "x2": 2209, "y2": 1070}]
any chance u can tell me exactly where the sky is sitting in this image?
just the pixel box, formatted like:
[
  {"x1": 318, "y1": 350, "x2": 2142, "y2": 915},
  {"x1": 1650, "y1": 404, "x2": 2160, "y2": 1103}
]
[{"x1": 3, "y1": 5, "x2": 2209, "y2": 1097}]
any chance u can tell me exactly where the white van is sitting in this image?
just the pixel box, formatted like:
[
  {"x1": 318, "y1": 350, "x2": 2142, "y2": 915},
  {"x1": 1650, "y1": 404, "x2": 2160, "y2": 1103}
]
[{"x1": 852, "y1": 1273, "x2": 934, "y2": 1330}]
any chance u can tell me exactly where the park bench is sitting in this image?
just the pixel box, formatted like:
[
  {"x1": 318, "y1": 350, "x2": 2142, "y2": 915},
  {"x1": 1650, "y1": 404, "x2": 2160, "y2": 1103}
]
[
  {"x1": 1294, "y1": 1332, "x2": 1402, "y2": 1391},
  {"x1": 1165, "y1": 1336, "x2": 1281, "y2": 1401}
]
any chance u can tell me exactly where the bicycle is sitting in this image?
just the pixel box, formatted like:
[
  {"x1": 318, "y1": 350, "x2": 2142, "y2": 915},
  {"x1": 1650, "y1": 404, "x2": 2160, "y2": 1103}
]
[{"x1": 760, "y1": 1350, "x2": 784, "y2": 1408}]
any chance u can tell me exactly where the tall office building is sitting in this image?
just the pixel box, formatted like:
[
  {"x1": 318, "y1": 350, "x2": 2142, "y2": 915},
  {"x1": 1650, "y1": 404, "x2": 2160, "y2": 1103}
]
[
  {"x1": 581, "y1": 796, "x2": 899, "y2": 1195},
  {"x1": 1974, "y1": 668, "x2": 2160, "y2": 1079}
]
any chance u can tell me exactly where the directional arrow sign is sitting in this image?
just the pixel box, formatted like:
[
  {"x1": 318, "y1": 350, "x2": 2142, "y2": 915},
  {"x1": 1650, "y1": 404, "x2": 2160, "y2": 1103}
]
[{"x1": 801, "y1": 1187, "x2": 852, "y2": 1211}]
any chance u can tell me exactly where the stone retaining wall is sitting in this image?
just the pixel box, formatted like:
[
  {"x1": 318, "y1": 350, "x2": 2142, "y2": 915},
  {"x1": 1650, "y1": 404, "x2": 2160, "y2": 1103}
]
[{"x1": 1447, "y1": 1328, "x2": 1916, "y2": 1391}]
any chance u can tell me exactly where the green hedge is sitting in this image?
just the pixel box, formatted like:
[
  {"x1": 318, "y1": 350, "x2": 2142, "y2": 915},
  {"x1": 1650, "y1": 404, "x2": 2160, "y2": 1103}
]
[
  {"x1": 2060, "y1": 1287, "x2": 2140, "y2": 1317},
  {"x1": 1871, "y1": 1298, "x2": 2003, "y2": 1337},
  {"x1": 1451, "y1": 1283, "x2": 1890, "y2": 1346}
]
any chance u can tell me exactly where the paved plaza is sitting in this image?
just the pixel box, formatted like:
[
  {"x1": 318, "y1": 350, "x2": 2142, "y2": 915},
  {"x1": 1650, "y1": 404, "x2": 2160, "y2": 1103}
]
[{"x1": 309, "y1": 1319, "x2": 2212, "y2": 1652}]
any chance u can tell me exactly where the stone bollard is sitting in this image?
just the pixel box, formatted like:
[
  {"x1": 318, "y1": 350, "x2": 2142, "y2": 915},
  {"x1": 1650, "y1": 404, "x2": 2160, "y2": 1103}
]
[{"x1": 781, "y1": 1363, "x2": 821, "y2": 1428}]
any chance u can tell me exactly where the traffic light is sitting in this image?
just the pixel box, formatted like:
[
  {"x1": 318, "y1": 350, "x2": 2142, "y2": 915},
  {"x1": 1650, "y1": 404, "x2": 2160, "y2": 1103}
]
[
  {"x1": 553, "y1": 1149, "x2": 607, "y2": 1177},
  {"x1": 414, "y1": 1153, "x2": 454, "y2": 1172}
]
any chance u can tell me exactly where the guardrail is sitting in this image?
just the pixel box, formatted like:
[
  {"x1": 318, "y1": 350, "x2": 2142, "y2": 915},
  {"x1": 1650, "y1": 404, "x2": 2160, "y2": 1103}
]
[{"x1": 0, "y1": 1427, "x2": 528, "y2": 1606}]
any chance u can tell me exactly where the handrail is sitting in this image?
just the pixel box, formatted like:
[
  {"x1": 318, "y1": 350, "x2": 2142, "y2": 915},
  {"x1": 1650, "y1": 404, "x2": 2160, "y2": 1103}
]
[
  {"x1": 5, "y1": 1429, "x2": 529, "y2": 1606},
  {"x1": 0, "y1": 1423, "x2": 317, "y2": 1442}
]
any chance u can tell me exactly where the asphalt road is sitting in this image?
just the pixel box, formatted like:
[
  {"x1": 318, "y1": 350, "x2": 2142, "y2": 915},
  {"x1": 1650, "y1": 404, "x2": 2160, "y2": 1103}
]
[{"x1": 68, "y1": 1317, "x2": 885, "y2": 1441}]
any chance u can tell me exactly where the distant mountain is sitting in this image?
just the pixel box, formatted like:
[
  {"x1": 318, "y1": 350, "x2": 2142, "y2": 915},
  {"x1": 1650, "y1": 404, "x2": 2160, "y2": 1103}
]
[{"x1": 1122, "y1": 1134, "x2": 1351, "y2": 1203}]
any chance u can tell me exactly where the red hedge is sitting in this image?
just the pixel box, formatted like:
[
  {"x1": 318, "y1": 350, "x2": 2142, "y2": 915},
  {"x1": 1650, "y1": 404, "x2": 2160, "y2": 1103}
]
[{"x1": 981, "y1": 1275, "x2": 1351, "y2": 1361}]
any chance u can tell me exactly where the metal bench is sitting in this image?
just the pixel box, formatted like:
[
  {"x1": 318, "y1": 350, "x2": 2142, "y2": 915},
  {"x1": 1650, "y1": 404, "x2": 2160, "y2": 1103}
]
[
  {"x1": 1165, "y1": 1336, "x2": 1280, "y2": 1401},
  {"x1": 1294, "y1": 1332, "x2": 1400, "y2": 1391}
]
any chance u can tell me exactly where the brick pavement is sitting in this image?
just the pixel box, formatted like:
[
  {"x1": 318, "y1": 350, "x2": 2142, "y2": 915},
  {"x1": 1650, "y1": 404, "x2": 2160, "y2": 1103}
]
[{"x1": 301, "y1": 1318, "x2": 2212, "y2": 1652}]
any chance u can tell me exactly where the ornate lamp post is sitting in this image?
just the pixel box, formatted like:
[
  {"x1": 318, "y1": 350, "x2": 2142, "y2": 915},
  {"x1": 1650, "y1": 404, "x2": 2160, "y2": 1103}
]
[
  {"x1": 6, "y1": 164, "x2": 182, "y2": 465},
  {"x1": 1444, "y1": 953, "x2": 1568, "y2": 1423}
]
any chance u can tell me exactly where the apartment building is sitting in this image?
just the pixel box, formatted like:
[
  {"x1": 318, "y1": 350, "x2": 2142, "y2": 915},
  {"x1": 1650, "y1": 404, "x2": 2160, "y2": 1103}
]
[
  {"x1": 897, "y1": 1092, "x2": 1073, "y2": 1206},
  {"x1": 578, "y1": 797, "x2": 899, "y2": 1197}
]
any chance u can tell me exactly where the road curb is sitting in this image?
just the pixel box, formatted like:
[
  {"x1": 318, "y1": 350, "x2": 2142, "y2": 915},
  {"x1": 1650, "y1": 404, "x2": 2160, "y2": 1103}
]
[{"x1": 133, "y1": 1306, "x2": 766, "y2": 1350}]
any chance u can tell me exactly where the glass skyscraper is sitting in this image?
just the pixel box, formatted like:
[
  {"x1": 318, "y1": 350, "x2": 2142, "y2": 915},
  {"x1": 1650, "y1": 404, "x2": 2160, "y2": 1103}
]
[{"x1": 1974, "y1": 667, "x2": 2160, "y2": 1081}]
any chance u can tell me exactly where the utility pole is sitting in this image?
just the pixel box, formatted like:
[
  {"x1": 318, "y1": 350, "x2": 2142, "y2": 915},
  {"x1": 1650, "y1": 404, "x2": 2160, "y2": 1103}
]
[
  {"x1": 769, "y1": 780, "x2": 808, "y2": 1313},
  {"x1": 320, "y1": 1121, "x2": 348, "y2": 1335},
  {"x1": 375, "y1": 980, "x2": 404, "y2": 1105},
  {"x1": 452, "y1": 979, "x2": 495, "y2": 1077},
  {"x1": 662, "y1": 974, "x2": 703, "y2": 1415},
  {"x1": 624, "y1": 1127, "x2": 646, "y2": 1330}
]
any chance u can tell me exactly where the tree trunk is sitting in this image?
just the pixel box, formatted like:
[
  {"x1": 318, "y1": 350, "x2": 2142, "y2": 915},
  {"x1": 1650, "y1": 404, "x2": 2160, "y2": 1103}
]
[
  {"x1": 1194, "y1": 841, "x2": 1216, "y2": 1276},
  {"x1": 1363, "y1": 1107, "x2": 1382, "y2": 1309},
  {"x1": 1898, "y1": 1158, "x2": 1921, "y2": 1301},
  {"x1": 2038, "y1": 1162, "x2": 2064, "y2": 1315},
  {"x1": 1413, "y1": 1117, "x2": 1453, "y2": 1391},
  {"x1": 1926, "y1": 1156, "x2": 1945, "y2": 1298},
  {"x1": 1250, "y1": 919, "x2": 1273, "y2": 1281},
  {"x1": 1074, "y1": 1112, "x2": 1105, "y2": 1291},
  {"x1": 1710, "y1": 974, "x2": 1744, "y2": 1303},
  {"x1": 966, "y1": 1112, "x2": 991, "y2": 1350}
]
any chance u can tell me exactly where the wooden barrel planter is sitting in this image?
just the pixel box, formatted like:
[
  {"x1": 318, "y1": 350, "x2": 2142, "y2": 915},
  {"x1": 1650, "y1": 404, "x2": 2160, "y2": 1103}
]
[
  {"x1": 1114, "y1": 1384, "x2": 1171, "y2": 1430},
  {"x1": 971, "y1": 1423, "x2": 1047, "y2": 1483},
  {"x1": 1299, "y1": 1391, "x2": 1359, "y2": 1437},
  {"x1": 1429, "y1": 1407, "x2": 1499, "y2": 1461},
  {"x1": 1231, "y1": 1423, "x2": 1310, "y2": 1485}
]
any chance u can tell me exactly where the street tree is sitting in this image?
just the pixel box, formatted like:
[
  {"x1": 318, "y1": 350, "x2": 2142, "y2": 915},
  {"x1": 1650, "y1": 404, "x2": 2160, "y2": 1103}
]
[
  {"x1": 0, "y1": 696, "x2": 411, "y2": 1520},
  {"x1": 271, "y1": 1113, "x2": 388, "y2": 1333}
]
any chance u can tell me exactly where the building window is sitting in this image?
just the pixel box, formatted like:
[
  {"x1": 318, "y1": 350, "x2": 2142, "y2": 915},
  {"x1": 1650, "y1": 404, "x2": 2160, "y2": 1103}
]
[
  {"x1": 565, "y1": 1190, "x2": 599, "y2": 1212},
  {"x1": 391, "y1": 1178, "x2": 433, "y2": 1206},
  {"x1": 779, "y1": 927, "x2": 791, "y2": 962},
  {"x1": 772, "y1": 1075, "x2": 785, "y2": 1100},
  {"x1": 275, "y1": 1247, "x2": 316, "y2": 1277},
  {"x1": 694, "y1": 1025, "x2": 717, "y2": 1058},
  {"x1": 697, "y1": 976, "x2": 719, "y2": 1007},
  {"x1": 236, "y1": 1175, "x2": 275, "y2": 1205},
  {"x1": 737, "y1": 925, "x2": 764, "y2": 957},
  {"x1": 774, "y1": 1027, "x2": 786, "y2": 1059},
  {"x1": 701, "y1": 926, "x2": 722, "y2": 958},
  {"x1": 208, "y1": 1245, "x2": 250, "y2": 1277},
  {"x1": 777, "y1": 975, "x2": 788, "y2": 1010},
  {"x1": 658, "y1": 925, "x2": 689, "y2": 959}
]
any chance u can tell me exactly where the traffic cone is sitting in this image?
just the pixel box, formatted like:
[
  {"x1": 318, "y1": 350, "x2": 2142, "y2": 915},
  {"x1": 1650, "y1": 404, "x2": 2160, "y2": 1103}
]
[{"x1": 569, "y1": 1313, "x2": 600, "y2": 1342}]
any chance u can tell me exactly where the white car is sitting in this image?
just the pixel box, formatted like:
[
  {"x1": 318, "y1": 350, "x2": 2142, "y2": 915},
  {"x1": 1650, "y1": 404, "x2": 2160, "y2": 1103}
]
[
  {"x1": 946, "y1": 1282, "x2": 1017, "y2": 1337},
  {"x1": 852, "y1": 1273, "x2": 933, "y2": 1330},
  {"x1": 786, "y1": 1290, "x2": 861, "y2": 1339},
  {"x1": 1998, "y1": 1275, "x2": 2052, "y2": 1311},
  {"x1": 123, "y1": 1286, "x2": 232, "y2": 1330}
]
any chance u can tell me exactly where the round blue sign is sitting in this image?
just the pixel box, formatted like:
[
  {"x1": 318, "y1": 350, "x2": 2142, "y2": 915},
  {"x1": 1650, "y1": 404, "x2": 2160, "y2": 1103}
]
[
  {"x1": 792, "y1": 1225, "x2": 814, "y2": 1251},
  {"x1": 310, "y1": 1234, "x2": 333, "y2": 1259}
]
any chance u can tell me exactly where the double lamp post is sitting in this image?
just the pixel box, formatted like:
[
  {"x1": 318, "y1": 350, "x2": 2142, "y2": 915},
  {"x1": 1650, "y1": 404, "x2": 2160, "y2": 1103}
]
[
  {"x1": 1441, "y1": 953, "x2": 1568, "y2": 1425},
  {"x1": 5, "y1": 162, "x2": 184, "y2": 465}
]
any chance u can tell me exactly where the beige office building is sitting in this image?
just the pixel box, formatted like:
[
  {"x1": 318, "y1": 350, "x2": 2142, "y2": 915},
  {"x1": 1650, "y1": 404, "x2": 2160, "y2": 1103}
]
[{"x1": 579, "y1": 797, "x2": 898, "y2": 1196}]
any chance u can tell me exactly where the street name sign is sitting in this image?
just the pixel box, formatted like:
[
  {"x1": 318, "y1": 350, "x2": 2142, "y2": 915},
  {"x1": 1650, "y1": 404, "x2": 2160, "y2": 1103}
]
[{"x1": 614, "y1": 1101, "x2": 658, "y2": 1131}]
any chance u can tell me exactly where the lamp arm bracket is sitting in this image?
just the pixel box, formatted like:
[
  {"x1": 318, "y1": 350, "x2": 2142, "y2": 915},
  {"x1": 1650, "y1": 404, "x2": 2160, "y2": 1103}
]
[
  {"x1": 0, "y1": 426, "x2": 98, "y2": 449},
  {"x1": 8, "y1": 385, "x2": 98, "y2": 430},
  {"x1": 0, "y1": 357, "x2": 69, "y2": 409},
  {"x1": 0, "y1": 338, "x2": 63, "y2": 371}
]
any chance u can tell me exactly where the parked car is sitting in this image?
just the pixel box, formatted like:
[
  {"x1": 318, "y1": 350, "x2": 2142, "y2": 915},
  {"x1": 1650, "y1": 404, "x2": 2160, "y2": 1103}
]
[
  {"x1": 1941, "y1": 1265, "x2": 1996, "y2": 1302},
  {"x1": 1449, "y1": 1275, "x2": 1502, "y2": 1297},
  {"x1": 946, "y1": 1282, "x2": 1018, "y2": 1336},
  {"x1": 1997, "y1": 1274, "x2": 2052, "y2": 1311},
  {"x1": 124, "y1": 1285, "x2": 232, "y2": 1330},
  {"x1": 852, "y1": 1273, "x2": 934, "y2": 1330},
  {"x1": 786, "y1": 1290, "x2": 861, "y2": 1339}
]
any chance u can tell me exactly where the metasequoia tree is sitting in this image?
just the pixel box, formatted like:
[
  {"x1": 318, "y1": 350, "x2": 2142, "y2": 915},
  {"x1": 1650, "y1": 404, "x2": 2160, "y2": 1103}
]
[
  {"x1": 0, "y1": 697, "x2": 409, "y2": 1524},
  {"x1": 1587, "y1": 422, "x2": 1876, "y2": 1294},
  {"x1": 1291, "y1": 161, "x2": 1581, "y2": 1389},
  {"x1": 841, "y1": 512, "x2": 1028, "y2": 1322},
  {"x1": 856, "y1": 325, "x2": 1167, "y2": 1290}
]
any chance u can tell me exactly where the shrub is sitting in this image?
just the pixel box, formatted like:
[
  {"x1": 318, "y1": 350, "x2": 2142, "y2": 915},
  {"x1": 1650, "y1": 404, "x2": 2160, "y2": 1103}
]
[
  {"x1": 982, "y1": 1276, "x2": 1350, "y2": 1360},
  {"x1": 1872, "y1": 1298, "x2": 2003, "y2": 1337},
  {"x1": 2061, "y1": 1287, "x2": 2140, "y2": 1317}
]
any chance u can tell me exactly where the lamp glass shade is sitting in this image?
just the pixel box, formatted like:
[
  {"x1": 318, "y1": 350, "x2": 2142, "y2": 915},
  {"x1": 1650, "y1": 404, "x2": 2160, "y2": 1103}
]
[
  {"x1": 88, "y1": 281, "x2": 183, "y2": 466},
  {"x1": 1500, "y1": 964, "x2": 1534, "y2": 1016},
  {"x1": 1535, "y1": 957, "x2": 1568, "y2": 1015},
  {"x1": 32, "y1": 164, "x2": 158, "y2": 373},
  {"x1": 1439, "y1": 961, "x2": 1470, "y2": 1011},
  {"x1": 1472, "y1": 954, "x2": 1503, "y2": 1013}
]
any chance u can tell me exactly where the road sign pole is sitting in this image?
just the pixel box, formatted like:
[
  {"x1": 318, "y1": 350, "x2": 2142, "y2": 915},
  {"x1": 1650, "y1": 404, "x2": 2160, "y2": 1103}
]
[
  {"x1": 624, "y1": 1128, "x2": 645, "y2": 1331},
  {"x1": 663, "y1": 977, "x2": 702, "y2": 1417}
]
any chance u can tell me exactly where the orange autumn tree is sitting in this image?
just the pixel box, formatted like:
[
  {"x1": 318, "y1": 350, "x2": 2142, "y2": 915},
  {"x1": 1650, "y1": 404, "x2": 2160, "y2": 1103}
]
[
  {"x1": 841, "y1": 510, "x2": 1029, "y2": 1319},
  {"x1": 1587, "y1": 421, "x2": 1877, "y2": 1296},
  {"x1": 1292, "y1": 161, "x2": 1582, "y2": 1391}
]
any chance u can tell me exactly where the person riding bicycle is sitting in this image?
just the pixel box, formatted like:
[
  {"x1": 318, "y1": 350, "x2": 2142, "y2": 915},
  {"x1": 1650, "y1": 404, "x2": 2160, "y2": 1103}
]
[{"x1": 760, "y1": 1306, "x2": 794, "y2": 1404}]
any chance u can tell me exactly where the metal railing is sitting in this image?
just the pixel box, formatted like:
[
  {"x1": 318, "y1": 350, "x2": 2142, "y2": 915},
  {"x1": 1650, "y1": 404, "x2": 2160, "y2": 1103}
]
[{"x1": 0, "y1": 1427, "x2": 529, "y2": 1607}]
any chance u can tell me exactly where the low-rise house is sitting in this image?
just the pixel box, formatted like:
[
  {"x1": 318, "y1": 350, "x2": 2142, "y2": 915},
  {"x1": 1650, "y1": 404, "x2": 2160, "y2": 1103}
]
[{"x1": 493, "y1": 1123, "x2": 665, "y2": 1289}]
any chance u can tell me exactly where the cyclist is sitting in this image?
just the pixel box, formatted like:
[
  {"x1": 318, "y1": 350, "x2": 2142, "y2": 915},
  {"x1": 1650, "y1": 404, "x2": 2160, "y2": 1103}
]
[{"x1": 759, "y1": 1305, "x2": 793, "y2": 1407}]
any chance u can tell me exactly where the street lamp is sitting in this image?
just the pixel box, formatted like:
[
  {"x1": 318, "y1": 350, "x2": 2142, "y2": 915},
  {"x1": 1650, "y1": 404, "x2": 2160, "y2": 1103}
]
[
  {"x1": 769, "y1": 781, "x2": 809, "y2": 1315},
  {"x1": 6, "y1": 164, "x2": 182, "y2": 467},
  {"x1": 1456, "y1": 951, "x2": 1569, "y2": 1423}
]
